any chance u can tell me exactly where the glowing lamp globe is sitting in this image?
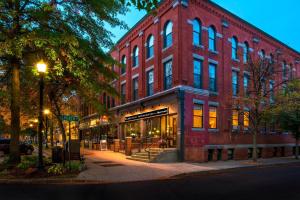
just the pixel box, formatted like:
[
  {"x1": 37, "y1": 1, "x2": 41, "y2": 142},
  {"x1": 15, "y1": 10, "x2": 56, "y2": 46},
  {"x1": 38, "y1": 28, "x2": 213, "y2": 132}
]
[{"x1": 37, "y1": 61, "x2": 47, "y2": 73}]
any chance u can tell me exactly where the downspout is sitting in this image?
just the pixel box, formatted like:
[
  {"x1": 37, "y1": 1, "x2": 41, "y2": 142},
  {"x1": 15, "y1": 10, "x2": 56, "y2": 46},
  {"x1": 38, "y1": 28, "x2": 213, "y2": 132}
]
[{"x1": 178, "y1": 88, "x2": 185, "y2": 161}]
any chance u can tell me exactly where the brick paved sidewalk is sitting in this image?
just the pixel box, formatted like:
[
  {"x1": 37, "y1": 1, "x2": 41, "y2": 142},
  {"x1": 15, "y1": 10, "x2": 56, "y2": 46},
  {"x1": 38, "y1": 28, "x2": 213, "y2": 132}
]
[{"x1": 76, "y1": 149, "x2": 300, "y2": 183}]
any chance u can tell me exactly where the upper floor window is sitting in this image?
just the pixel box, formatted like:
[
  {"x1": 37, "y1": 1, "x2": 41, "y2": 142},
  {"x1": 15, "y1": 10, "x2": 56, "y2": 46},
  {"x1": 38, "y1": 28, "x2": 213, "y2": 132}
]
[
  {"x1": 147, "y1": 35, "x2": 154, "y2": 59},
  {"x1": 270, "y1": 81, "x2": 275, "y2": 103},
  {"x1": 243, "y1": 42, "x2": 249, "y2": 63},
  {"x1": 259, "y1": 49, "x2": 265, "y2": 59},
  {"x1": 164, "y1": 21, "x2": 173, "y2": 48},
  {"x1": 283, "y1": 61, "x2": 287, "y2": 79},
  {"x1": 208, "y1": 26, "x2": 216, "y2": 51},
  {"x1": 164, "y1": 60, "x2": 173, "y2": 90},
  {"x1": 192, "y1": 19, "x2": 202, "y2": 46},
  {"x1": 132, "y1": 46, "x2": 139, "y2": 67},
  {"x1": 121, "y1": 83, "x2": 126, "y2": 104},
  {"x1": 121, "y1": 55, "x2": 126, "y2": 74},
  {"x1": 193, "y1": 59, "x2": 202, "y2": 89},
  {"x1": 147, "y1": 70, "x2": 154, "y2": 96},
  {"x1": 209, "y1": 63, "x2": 217, "y2": 92},
  {"x1": 232, "y1": 71, "x2": 239, "y2": 96},
  {"x1": 132, "y1": 77, "x2": 139, "y2": 101},
  {"x1": 244, "y1": 74, "x2": 249, "y2": 97},
  {"x1": 231, "y1": 36, "x2": 238, "y2": 60}
]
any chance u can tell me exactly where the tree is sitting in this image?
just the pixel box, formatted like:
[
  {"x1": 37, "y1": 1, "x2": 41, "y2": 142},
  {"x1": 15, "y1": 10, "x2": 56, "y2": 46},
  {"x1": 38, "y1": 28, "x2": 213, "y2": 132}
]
[
  {"x1": 230, "y1": 53, "x2": 288, "y2": 162},
  {"x1": 270, "y1": 79, "x2": 300, "y2": 159},
  {"x1": 0, "y1": 0, "x2": 158, "y2": 165}
]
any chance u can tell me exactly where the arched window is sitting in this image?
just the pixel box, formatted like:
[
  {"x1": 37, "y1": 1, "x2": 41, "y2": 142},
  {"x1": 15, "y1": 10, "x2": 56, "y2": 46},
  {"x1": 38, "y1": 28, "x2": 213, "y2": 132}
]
[
  {"x1": 121, "y1": 55, "x2": 126, "y2": 74},
  {"x1": 192, "y1": 19, "x2": 201, "y2": 46},
  {"x1": 208, "y1": 26, "x2": 216, "y2": 51},
  {"x1": 147, "y1": 35, "x2": 154, "y2": 58},
  {"x1": 243, "y1": 42, "x2": 249, "y2": 63},
  {"x1": 164, "y1": 21, "x2": 173, "y2": 48},
  {"x1": 132, "y1": 46, "x2": 139, "y2": 67},
  {"x1": 231, "y1": 36, "x2": 238, "y2": 60},
  {"x1": 259, "y1": 49, "x2": 265, "y2": 59}
]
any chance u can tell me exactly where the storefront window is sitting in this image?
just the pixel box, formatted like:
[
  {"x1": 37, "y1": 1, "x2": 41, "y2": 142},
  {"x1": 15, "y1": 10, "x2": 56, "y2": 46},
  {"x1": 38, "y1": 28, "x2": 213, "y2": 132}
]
[
  {"x1": 209, "y1": 106, "x2": 217, "y2": 129},
  {"x1": 125, "y1": 121, "x2": 141, "y2": 139}
]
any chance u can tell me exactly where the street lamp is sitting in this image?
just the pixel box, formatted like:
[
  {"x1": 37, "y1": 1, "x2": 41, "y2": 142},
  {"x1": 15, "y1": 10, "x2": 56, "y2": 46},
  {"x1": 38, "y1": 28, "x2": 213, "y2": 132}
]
[
  {"x1": 44, "y1": 109, "x2": 50, "y2": 149},
  {"x1": 37, "y1": 60, "x2": 47, "y2": 170}
]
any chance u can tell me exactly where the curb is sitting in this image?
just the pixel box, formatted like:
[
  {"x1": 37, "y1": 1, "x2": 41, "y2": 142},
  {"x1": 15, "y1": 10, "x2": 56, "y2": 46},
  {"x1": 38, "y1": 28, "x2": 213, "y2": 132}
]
[
  {"x1": 0, "y1": 160, "x2": 299, "y2": 185},
  {"x1": 171, "y1": 160, "x2": 300, "y2": 179}
]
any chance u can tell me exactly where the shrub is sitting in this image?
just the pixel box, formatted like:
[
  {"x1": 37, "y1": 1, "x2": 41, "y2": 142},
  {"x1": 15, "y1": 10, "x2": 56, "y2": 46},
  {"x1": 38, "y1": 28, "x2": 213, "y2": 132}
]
[
  {"x1": 16, "y1": 155, "x2": 38, "y2": 170},
  {"x1": 67, "y1": 161, "x2": 86, "y2": 172},
  {"x1": 47, "y1": 164, "x2": 65, "y2": 175}
]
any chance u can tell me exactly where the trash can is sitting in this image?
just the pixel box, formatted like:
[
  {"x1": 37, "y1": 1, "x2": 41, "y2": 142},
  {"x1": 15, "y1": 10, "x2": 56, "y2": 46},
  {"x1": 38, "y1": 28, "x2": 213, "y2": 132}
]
[{"x1": 52, "y1": 146, "x2": 63, "y2": 163}]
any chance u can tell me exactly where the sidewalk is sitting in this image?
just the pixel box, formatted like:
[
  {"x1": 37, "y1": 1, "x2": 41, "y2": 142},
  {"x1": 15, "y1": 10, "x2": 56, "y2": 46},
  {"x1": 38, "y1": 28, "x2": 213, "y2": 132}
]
[{"x1": 77, "y1": 149, "x2": 300, "y2": 183}]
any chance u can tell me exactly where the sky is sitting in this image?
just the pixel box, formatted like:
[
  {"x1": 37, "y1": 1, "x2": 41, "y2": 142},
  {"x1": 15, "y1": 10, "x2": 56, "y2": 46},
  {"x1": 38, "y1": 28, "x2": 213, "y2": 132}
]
[{"x1": 107, "y1": 0, "x2": 300, "y2": 53}]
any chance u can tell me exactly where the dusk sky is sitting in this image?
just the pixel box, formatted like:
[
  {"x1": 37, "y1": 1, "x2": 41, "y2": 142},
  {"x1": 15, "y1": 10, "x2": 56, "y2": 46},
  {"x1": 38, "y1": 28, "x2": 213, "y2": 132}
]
[{"x1": 108, "y1": 0, "x2": 300, "y2": 53}]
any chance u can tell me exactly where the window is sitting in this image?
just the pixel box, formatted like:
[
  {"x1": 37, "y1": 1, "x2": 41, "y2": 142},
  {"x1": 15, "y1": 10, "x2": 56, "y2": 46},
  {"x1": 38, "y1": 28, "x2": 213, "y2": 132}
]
[
  {"x1": 232, "y1": 109, "x2": 239, "y2": 127},
  {"x1": 270, "y1": 81, "x2": 274, "y2": 103},
  {"x1": 193, "y1": 59, "x2": 202, "y2": 89},
  {"x1": 283, "y1": 61, "x2": 287, "y2": 79},
  {"x1": 164, "y1": 21, "x2": 173, "y2": 48},
  {"x1": 121, "y1": 83, "x2": 126, "y2": 104},
  {"x1": 244, "y1": 74, "x2": 249, "y2": 96},
  {"x1": 209, "y1": 106, "x2": 217, "y2": 129},
  {"x1": 147, "y1": 70, "x2": 154, "y2": 96},
  {"x1": 209, "y1": 64, "x2": 217, "y2": 92},
  {"x1": 259, "y1": 49, "x2": 265, "y2": 59},
  {"x1": 232, "y1": 71, "x2": 239, "y2": 96},
  {"x1": 231, "y1": 36, "x2": 238, "y2": 60},
  {"x1": 228, "y1": 149, "x2": 234, "y2": 160},
  {"x1": 132, "y1": 77, "x2": 139, "y2": 101},
  {"x1": 132, "y1": 46, "x2": 139, "y2": 67},
  {"x1": 289, "y1": 64, "x2": 293, "y2": 80},
  {"x1": 121, "y1": 55, "x2": 126, "y2": 74},
  {"x1": 208, "y1": 26, "x2": 216, "y2": 51},
  {"x1": 192, "y1": 19, "x2": 201, "y2": 46},
  {"x1": 244, "y1": 111, "x2": 249, "y2": 129},
  {"x1": 147, "y1": 35, "x2": 154, "y2": 58},
  {"x1": 164, "y1": 60, "x2": 173, "y2": 90},
  {"x1": 193, "y1": 104, "x2": 203, "y2": 128},
  {"x1": 243, "y1": 42, "x2": 249, "y2": 63},
  {"x1": 269, "y1": 54, "x2": 274, "y2": 73}
]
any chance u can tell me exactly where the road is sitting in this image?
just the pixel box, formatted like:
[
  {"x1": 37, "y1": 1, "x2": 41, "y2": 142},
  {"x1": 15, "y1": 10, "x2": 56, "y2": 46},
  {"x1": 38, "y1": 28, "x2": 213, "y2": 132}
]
[{"x1": 0, "y1": 163, "x2": 299, "y2": 200}]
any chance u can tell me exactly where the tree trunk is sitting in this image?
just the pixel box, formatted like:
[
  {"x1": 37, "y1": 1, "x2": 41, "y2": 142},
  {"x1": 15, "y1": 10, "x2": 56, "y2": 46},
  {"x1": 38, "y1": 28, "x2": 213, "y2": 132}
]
[
  {"x1": 252, "y1": 130, "x2": 258, "y2": 162},
  {"x1": 9, "y1": 58, "x2": 21, "y2": 165},
  {"x1": 50, "y1": 118, "x2": 54, "y2": 148},
  {"x1": 296, "y1": 137, "x2": 299, "y2": 160}
]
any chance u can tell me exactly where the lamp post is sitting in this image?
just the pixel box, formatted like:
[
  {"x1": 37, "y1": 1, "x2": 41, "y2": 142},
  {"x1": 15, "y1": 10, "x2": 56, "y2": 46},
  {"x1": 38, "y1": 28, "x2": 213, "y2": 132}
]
[
  {"x1": 44, "y1": 109, "x2": 50, "y2": 149},
  {"x1": 37, "y1": 61, "x2": 47, "y2": 170}
]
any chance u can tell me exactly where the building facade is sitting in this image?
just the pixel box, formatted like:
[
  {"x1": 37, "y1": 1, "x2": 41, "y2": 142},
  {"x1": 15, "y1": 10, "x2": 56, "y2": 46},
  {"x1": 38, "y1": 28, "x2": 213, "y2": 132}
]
[{"x1": 80, "y1": 0, "x2": 300, "y2": 162}]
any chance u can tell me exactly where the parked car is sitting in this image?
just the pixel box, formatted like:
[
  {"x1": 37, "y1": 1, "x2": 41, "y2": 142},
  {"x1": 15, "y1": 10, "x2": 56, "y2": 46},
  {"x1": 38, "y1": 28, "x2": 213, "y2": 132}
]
[{"x1": 0, "y1": 139, "x2": 34, "y2": 155}]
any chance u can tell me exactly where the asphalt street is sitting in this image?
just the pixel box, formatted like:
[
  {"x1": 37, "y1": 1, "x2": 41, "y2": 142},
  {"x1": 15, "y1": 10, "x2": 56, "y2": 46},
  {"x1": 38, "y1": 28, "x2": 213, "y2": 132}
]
[{"x1": 0, "y1": 163, "x2": 299, "y2": 200}]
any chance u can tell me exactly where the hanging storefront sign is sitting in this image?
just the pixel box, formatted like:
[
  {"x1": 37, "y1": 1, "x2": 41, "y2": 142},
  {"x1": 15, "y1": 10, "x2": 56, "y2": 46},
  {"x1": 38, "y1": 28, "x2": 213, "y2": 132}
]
[{"x1": 125, "y1": 108, "x2": 168, "y2": 122}]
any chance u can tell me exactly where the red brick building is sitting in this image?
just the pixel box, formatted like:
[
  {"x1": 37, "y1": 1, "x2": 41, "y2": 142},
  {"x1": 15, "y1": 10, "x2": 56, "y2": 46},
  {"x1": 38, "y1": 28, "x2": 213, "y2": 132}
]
[{"x1": 80, "y1": 0, "x2": 300, "y2": 162}]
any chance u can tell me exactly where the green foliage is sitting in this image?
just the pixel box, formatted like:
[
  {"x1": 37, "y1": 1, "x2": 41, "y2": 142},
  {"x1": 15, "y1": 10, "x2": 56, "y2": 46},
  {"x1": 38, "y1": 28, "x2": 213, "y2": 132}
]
[
  {"x1": 68, "y1": 161, "x2": 86, "y2": 172},
  {"x1": 47, "y1": 164, "x2": 65, "y2": 175},
  {"x1": 16, "y1": 155, "x2": 38, "y2": 170},
  {"x1": 270, "y1": 80, "x2": 300, "y2": 139}
]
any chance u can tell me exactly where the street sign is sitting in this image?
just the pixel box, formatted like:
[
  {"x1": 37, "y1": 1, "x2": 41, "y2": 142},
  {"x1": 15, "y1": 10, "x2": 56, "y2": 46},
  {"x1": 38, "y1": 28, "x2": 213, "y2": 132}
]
[{"x1": 60, "y1": 115, "x2": 79, "y2": 122}]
